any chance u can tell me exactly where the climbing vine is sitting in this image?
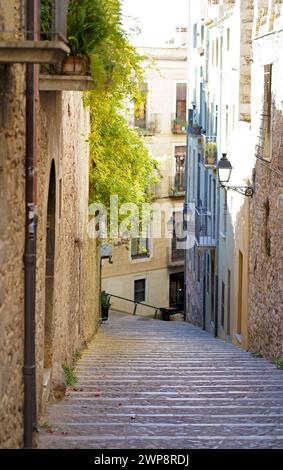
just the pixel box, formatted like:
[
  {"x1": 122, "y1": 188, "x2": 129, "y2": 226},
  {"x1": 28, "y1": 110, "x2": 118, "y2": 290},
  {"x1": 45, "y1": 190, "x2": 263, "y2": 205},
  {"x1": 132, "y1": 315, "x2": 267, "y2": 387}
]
[{"x1": 82, "y1": 0, "x2": 158, "y2": 212}]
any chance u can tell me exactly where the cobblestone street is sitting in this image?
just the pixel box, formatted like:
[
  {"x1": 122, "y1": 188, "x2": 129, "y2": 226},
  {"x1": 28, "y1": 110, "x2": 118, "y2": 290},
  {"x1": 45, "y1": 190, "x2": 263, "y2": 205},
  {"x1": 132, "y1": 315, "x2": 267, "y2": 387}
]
[{"x1": 39, "y1": 312, "x2": 283, "y2": 449}]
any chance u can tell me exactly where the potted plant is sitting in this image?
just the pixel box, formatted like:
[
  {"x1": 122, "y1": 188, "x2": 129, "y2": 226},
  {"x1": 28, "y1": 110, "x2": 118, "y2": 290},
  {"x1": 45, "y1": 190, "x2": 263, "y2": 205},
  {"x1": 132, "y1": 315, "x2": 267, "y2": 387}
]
[
  {"x1": 62, "y1": 0, "x2": 104, "y2": 75},
  {"x1": 101, "y1": 291, "x2": 111, "y2": 322},
  {"x1": 204, "y1": 142, "x2": 217, "y2": 165},
  {"x1": 192, "y1": 122, "x2": 202, "y2": 135}
]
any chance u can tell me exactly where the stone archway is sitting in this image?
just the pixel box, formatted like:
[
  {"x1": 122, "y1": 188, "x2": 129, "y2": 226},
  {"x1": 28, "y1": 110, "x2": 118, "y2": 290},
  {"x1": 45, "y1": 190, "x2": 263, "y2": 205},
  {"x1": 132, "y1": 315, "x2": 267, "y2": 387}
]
[{"x1": 44, "y1": 161, "x2": 56, "y2": 369}]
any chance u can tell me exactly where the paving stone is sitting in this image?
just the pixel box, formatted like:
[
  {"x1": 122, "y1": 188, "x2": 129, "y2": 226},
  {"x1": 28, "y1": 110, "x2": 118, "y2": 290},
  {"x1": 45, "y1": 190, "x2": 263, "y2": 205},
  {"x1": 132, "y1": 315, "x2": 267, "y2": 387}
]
[{"x1": 39, "y1": 312, "x2": 283, "y2": 449}]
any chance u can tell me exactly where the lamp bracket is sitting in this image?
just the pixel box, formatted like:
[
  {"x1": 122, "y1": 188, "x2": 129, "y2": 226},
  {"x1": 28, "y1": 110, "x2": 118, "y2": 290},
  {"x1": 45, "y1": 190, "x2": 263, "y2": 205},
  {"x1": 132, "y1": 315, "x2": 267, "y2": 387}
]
[{"x1": 220, "y1": 183, "x2": 254, "y2": 197}]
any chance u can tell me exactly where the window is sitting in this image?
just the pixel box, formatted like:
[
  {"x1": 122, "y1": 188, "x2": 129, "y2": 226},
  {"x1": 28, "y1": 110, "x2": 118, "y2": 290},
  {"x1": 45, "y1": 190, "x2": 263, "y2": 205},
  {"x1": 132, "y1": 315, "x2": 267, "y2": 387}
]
[
  {"x1": 201, "y1": 25, "x2": 205, "y2": 45},
  {"x1": 225, "y1": 105, "x2": 229, "y2": 147},
  {"x1": 131, "y1": 236, "x2": 150, "y2": 259},
  {"x1": 221, "y1": 281, "x2": 225, "y2": 328},
  {"x1": 176, "y1": 83, "x2": 187, "y2": 121},
  {"x1": 227, "y1": 28, "x2": 230, "y2": 51},
  {"x1": 193, "y1": 23, "x2": 197, "y2": 48},
  {"x1": 172, "y1": 211, "x2": 186, "y2": 253},
  {"x1": 216, "y1": 38, "x2": 219, "y2": 67},
  {"x1": 208, "y1": 175, "x2": 212, "y2": 211},
  {"x1": 197, "y1": 155, "x2": 201, "y2": 207},
  {"x1": 192, "y1": 150, "x2": 196, "y2": 200},
  {"x1": 262, "y1": 64, "x2": 272, "y2": 159},
  {"x1": 215, "y1": 104, "x2": 218, "y2": 136},
  {"x1": 223, "y1": 190, "x2": 228, "y2": 235},
  {"x1": 134, "y1": 279, "x2": 146, "y2": 303},
  {"x1": 175, "y1": 146, "x2": 186, "y2": 192},
  {"x1": 135, "y1": 83, "x2": 148, "y2": 129}
]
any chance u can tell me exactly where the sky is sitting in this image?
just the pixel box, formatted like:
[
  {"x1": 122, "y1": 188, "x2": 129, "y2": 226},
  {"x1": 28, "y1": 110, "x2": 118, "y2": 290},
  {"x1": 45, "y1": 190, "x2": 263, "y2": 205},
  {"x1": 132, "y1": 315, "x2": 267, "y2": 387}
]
[{"x1": 122, "y1": 0, "x2": 189, "y2": 47}]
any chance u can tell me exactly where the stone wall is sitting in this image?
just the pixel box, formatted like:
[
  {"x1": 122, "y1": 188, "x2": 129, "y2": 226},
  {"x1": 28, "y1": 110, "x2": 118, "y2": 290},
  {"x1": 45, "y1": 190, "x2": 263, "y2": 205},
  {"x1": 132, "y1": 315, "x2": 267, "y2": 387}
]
[
  {"x1": 0, "y1": 1, "x2": 100, "y2": 448},
  {"x1": 0, "y1": 0, "x2": 26, "y2": 450},
  {"x1": 0, "y1": 0, "x2": 26, "y2": 449},
  {"x1": 37, "y1": 91, "x2": 100, "y2": 414},
  {"x1": 249, "y1": 27, "x2": 283, "y2": 360}
]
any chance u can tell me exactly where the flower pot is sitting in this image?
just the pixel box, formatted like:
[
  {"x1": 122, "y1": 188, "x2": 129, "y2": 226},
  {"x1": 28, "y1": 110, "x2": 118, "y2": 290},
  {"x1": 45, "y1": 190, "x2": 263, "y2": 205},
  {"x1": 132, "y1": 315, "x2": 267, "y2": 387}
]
[{"x1": 62, "y1": 56, "x2": 84, "y2": 75}]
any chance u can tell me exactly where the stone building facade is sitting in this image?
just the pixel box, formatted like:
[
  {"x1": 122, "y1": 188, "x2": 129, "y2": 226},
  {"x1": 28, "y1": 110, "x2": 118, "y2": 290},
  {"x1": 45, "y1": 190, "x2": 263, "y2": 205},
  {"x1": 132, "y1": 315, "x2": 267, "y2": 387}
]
[
  {"x1": 0, "y1": 0, "x2": 27, "y2": 449},
  {"x1": 36, "y1": 89, "x2": 100, "y2": 416},
  {"x1": 0, "y1": 0, "x2": 100, "y2": 448},
  {"x1": 248, "y1": 0, "x2": 283, "y2": 360}
]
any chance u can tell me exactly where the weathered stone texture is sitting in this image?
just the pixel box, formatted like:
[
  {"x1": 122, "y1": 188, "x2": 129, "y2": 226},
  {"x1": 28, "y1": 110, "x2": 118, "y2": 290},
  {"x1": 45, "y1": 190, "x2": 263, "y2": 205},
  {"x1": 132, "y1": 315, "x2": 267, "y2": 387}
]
[
  {"x1": 185, "y1": 250, "x2": 203, "y2": 328},
  {"x1": 1, "y1": 43, "x2": 100, "y2": 450},
  {"x1": 249, "y1": 29, "x2": 283, "y2": 360},
  {"x1": 0, "y1": 2, "x2": 26, "y2": 448},
  {"x1": 36, "y1": 91, "x2": 100, "y2": 416}
]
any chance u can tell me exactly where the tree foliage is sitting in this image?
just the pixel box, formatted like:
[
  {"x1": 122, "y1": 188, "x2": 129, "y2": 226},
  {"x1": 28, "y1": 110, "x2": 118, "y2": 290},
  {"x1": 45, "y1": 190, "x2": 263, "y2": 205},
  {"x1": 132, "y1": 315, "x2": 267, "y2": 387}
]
[{"x1": 82, "y1": 0, "x2": 158, "y2": 211}]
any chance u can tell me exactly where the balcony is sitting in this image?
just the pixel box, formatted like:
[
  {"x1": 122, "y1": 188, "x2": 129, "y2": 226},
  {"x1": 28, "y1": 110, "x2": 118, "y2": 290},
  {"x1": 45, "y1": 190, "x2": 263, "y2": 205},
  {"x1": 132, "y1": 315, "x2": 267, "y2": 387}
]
[
  {"x1": 172, "y1": 117, "x2": 187, "y2": 135},
  {"x1": 203, "y1": 136, "x2": 218, "y2": 168},
  {"x1": 187, "y1": 124, "x2": 202, "y2": 136},
  {"x1": 39, "y1": 74, "x2": 94, "y2": 92},
  {"x1": 0, "y1": 0, "x2": 70, "y2": 64},
  {"x1": 167, "y1": 247, "x2": 185, "y2": 267},
  {"x1": 169, "y1": 175, "x2": 186, "y2": 197},
  {"x1": 135, "y1": 114, "x2": 161, "y2": 137},
  {"x1": 195, "y1": 208, "x2": 216, "y2": 249}
]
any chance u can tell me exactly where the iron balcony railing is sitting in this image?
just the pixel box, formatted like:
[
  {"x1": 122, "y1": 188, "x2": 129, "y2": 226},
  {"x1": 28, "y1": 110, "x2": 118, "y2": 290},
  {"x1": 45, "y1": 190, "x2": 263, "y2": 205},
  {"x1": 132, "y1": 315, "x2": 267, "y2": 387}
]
[
  {"x1": 0, "y1": 1, "x2": 70, "y2": 64},
  {"x1": 132, "y1": 113, "x2": 161, "y2": 136},
  {"x1": 172, "y1": 116, "x2": 187, "y2": 134},
  {"x1": 167, "y1": 246, "x2": 185, "y2": 266},
  {"x1": 195, "y1": 207, "x2": 216, "y2": 248},
  {"x1": 0, "y1": 0, "x2": 69, "y2": 41},
  {"x1": 169, "y1": 174, "x2": 186, "y2": 196},
  {"x1": 203, "y1": 135, "x2": 218, "y2": 167},
  {"x1": 41, "y1": 0, "x2": 69, "y2": 42}
]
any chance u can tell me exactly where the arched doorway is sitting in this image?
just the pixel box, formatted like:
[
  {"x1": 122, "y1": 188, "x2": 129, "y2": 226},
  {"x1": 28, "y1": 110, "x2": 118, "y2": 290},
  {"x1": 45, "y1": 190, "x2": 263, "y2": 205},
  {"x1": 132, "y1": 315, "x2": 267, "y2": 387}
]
[{"x1": 44, "y1": 161, "x2": 56, "y2": 369}]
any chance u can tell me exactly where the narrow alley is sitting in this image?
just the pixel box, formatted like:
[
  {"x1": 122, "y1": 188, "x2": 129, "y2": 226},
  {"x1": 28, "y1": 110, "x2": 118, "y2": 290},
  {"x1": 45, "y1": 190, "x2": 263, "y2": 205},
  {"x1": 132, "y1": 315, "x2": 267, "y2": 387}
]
[{"x1": 40, "y1": 312, "x2": 283, "y2": 449}]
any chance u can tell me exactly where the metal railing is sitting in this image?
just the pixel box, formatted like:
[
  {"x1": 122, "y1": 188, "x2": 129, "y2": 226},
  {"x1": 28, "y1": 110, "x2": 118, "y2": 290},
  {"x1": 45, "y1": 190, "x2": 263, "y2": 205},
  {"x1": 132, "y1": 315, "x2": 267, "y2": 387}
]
[
  {"x1": 0, "y1": 0, "x2": 69, "y2": 41},
  {"x1": 172, "y1": 116, "x2": 187, "y2": 134},
  {"x1": 167, "y1": 246, "x2": 185, "y2": 266},
  {"x1": 106, "y1": 293, "x2": 161, "y2": 317},
  {"x1": 169, "y1": 174, "x2": 186, "y2": 196},
  {"x1": 203, "y1": 135, "x2": 217, "y2": 167},
  {"x1": 195, "y1": 207, "x2": 216, "y2": 248},
  {"x1": 133, "y1": 113, "x2": 161, "y2": 136}
]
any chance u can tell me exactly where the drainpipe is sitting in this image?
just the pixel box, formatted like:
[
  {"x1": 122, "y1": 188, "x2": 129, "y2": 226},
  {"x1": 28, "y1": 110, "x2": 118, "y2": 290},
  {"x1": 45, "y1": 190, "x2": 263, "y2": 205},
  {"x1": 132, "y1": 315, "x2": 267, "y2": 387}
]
[{"x1": 24, "y1": 0, "x2": 39, "y2": 449}]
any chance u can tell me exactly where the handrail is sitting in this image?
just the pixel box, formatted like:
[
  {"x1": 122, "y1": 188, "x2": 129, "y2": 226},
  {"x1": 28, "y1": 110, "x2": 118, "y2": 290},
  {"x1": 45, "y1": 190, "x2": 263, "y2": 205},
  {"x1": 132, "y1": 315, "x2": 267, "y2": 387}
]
[{"x1": 106, "y1": 293, "x2": 160, "y2": 317}]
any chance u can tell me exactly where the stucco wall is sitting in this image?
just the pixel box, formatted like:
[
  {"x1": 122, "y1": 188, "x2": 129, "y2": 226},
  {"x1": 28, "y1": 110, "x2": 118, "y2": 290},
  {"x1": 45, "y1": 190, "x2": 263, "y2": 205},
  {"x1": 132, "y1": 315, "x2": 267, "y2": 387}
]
[{"x1": 103, "y1": 268, "x2": 172, "y2": 316}]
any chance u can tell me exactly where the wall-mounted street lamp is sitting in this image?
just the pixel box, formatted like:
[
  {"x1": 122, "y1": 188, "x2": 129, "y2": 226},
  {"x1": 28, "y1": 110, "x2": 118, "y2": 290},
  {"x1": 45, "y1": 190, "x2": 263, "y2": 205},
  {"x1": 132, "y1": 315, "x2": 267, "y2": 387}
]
[{"x1": 217, "y1": 153, "x2": 254, "y2": 197}]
